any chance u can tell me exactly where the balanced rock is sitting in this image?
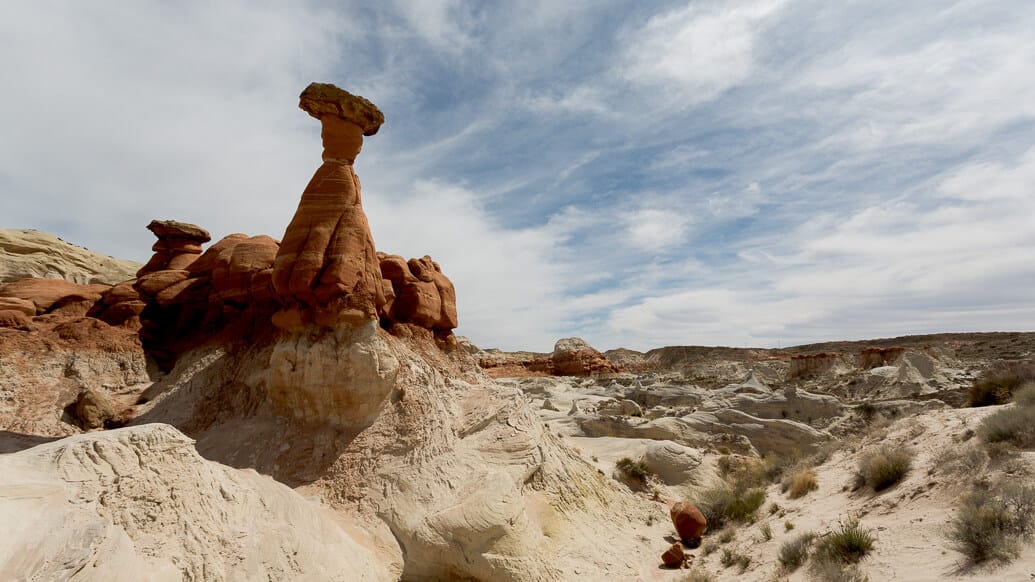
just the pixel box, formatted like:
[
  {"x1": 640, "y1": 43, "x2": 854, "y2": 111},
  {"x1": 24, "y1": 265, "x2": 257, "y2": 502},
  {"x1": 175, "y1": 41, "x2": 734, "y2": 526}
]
[
  {"x1": 671, "y1": 501, "x2": 707, "y2": 543},
  {"x1": 272, "y1": 83, "x2": 386, "y2": 327},
  {"x1": 137, "y1": 220, "x2": 211, "y2": 276}
]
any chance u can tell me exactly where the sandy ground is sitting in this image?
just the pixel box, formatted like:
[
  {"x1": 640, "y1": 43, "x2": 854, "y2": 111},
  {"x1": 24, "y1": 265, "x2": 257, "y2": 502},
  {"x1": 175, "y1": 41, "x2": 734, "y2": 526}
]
[{"x1": 534, "y1": 398, "x2": 1035, "y2": 581}]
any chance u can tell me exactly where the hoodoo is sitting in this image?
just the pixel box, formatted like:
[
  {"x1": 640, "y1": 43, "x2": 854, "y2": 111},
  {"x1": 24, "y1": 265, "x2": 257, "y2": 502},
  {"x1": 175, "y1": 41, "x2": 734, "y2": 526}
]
[{"x1": 272, "y1": 83, "x2": 387, "y2": 329}]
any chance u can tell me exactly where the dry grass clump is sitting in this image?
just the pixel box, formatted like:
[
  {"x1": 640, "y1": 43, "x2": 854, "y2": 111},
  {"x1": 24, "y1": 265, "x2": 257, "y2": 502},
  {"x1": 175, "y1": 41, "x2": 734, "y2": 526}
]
[
  {"x1": 946, "y1": 482, "x2": 1035, "y2": 567},
  {"x1": 856, "y1": 445, "x2": 913, "y2": 491},
  {"x1": 615, "y1": 457, "x2": 652, "y2": 484},
  {"x1": 679, "y1": 569, "x2": 715, "y2": 582},
  {"x1": 979, "y1": 388, "x2": 1035, "y2": 449},
  {"x1": 808, "y1": 519, "x2": 874, "y2": 581},
  {"x1": 968, "y1": 361, "x2": 1035, "y2": 407},
  {"x1": 777, "y1": 532, "x2": 815, "y2": 571},
  {"x1": 932, "y1": 443, "x2": 987, "y2": 475},
  {"x1": 1011, "y1": 382, "x2": 1035, "y2": 406},
  {"x1": 813, "y1": 519, "x2": 875, "y2": 564},
  {"x1": 782, "y1": 468, "x2": 819, "y2": 499},
  {"x1": 719, "y1": 548, "x2": 751, "y2": 572}
]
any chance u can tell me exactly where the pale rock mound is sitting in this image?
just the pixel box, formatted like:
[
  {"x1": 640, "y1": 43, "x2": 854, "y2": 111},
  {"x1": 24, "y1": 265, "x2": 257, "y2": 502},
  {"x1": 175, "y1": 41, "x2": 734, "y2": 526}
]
[
  {"x1": 0, "y1": 229, "x2": 140, "y2": 285},
  {"x1": 0, "y1": 424, "x2": 390, "y2": 582},
  {"x1": 134, "y1": 321, "x2": 661, "y2": 581}
]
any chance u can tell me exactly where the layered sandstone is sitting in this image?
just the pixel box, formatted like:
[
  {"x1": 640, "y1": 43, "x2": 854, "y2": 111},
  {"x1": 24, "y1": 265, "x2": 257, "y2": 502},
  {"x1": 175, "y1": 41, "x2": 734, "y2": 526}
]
[
  {"x1": 272, "y1": 83, "x2": 386, "y2": 328},
  {"x1": 0, "y1": 229, "x2": 140, "y2": 285},
  {"x1": 136, "y1": 220, "x2": 211, "y2": 276}
]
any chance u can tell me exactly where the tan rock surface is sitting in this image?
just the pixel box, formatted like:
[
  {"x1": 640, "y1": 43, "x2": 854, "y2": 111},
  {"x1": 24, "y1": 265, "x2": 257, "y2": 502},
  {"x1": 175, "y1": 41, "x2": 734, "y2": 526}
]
[
  {"x1": 0, "y1": 229, "x2": 140, "y2": 285},
  {"x1": 0, "y1": 425, "x2": 390, "y2": 581}
]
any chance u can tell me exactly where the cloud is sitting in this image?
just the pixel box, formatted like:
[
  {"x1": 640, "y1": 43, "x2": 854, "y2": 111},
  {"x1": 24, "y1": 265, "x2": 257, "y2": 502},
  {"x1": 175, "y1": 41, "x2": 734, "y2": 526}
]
[
  {"x1": 619, "y1": 0, "x2": 789, "y2": 103},
  {"x1": 1, "y1": 0, "x2": 1033, "y2": 352}
]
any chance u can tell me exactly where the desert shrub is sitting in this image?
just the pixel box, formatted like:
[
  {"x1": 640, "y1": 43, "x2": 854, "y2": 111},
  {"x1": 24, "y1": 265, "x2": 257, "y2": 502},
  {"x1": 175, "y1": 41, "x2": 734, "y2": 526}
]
[
  {"x1": 759, "y1": 522, "x2": 772, "y2": 541},
  {"x1": 784, "y1": 520, "x2": 795, "y2": 531},
  {"x1": 693, "y1": 482, "x2": 766, "y2": 529},
  {"x1": 813, "y1": 519, "x2": 875, "y2": 565},
  {"x1": 857, "y1": 446, "x2": 913, "y2": 491},
  {"x1": 615, "y1": 457, "x2": 652, "y2": 484},
  {"x1": 768, "y1": 502, "x2": 781, "y2": 515},
  {"x1": 968, "y1": 361, "x2": 1035, "y2": 407},
  {"x1": 778, "y1": 532, "x2": 815, "y2": 571},
  {"x1": 719, "y1": 548, "x2": 751, "y2": 572},
  {"x1": 717, "y1": 529, "x2": 735, "y2": 544},
  {"x1": 979, "y1": 404, "x2": 1035, "y2": 449},
  {"x1": 1012, "y1": 382, "x2": 1035, "y2": 406},
  {"x1": 679, "y1": 569, "x2": 715, "y2": 582},
  {"x1": 783, "y1": 468, "x2": 819, "y2": 499},
  {"x1": 700, "y1": 541, "x2": 718, "y2": 556},
  {"x1": 810, "y1": 560, "x2": 868, "y2": 582},
  {"x1": 932, "y1": 443, "x2": 987, "y2": 475},
  {"x1": 946, "y1": 483, "x2": 1035, "y2": 566}
]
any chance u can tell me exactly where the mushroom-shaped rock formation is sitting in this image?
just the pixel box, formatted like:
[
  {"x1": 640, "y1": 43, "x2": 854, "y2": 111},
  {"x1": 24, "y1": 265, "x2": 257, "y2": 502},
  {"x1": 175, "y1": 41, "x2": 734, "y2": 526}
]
[
  {"x1": 272, "y1": 83, "x2": 386, "y2": 328},
  {"x1": 137, "y1": 220, "x2": 211, "y2": 276}
]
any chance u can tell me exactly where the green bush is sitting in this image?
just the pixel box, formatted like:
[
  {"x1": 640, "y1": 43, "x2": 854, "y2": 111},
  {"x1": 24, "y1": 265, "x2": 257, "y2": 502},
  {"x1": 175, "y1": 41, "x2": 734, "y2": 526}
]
[
  {"x1": 813, "y1": 519, "x2": 875, "y2": 565},
  {"x1": 778, "y1": 532, "x2": 815, "y2": 571},
  {"x1": 759, "y1": 522, "x2": 772, "y2": 541},
  {"x1": 693, "y1": 482, "x2": 766, "y2": 529},
  {"x1": 857, "y1": 446, "x2": 913, "y2": 491},
  {"x1": 980, "y1": 404, "x2": 1035, "y2": 449},
  {"x1": 946, "y1": 483, "x2": 1035, "y2": 566},
  {"x1": 615, "y1": 457, "x2": 651, "y2": 484}
]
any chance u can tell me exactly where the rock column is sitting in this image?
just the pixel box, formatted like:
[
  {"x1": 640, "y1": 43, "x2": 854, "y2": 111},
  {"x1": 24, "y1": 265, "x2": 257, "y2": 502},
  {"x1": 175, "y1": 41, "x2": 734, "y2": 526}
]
[
  {"x1": 137, "y1": 220, "x2": 211, "y2": 276},
  {"x1": 272, "y1": 83, "x2": 386, "y2": 329}
]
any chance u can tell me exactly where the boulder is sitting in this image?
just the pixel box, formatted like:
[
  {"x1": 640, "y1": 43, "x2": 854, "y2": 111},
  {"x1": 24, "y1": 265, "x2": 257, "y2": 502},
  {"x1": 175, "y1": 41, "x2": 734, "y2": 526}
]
[
  {"x1": 71, "y1": 387, "x2": 116, "y2": 430},
  {"x1": 551, "y1": 337, "x2": 620, "y2": 376},
  {"x1": 670, "y1": 502, "x2": 707, "y2": 543},
  {"x1": 661, "y1": 542, "x2": 685, "y2": 568}
]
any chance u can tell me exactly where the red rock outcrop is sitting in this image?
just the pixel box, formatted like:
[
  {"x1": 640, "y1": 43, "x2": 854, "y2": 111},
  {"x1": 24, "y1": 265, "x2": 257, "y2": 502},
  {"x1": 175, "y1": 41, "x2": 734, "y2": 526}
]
[
  {"x1": 130, "y1": 230, "x2": 281, "y2": 368},
  {"x1": 379, "y1": 253, "x2": 458, "y2": 332},
  {"x1": 860, "y1": 346, "x2": 905, "y2": 368},
  {"x1": 550, "y1": 337, "x2": 620, "y2": 376},
  {"x1": 478, "y1": 338, "x2": 620, "y2": 378},
  {"x1": 670, "y1": 501, "x2": 707, "y2": 543},
  {"x1": 0, "y1": 278, "x2": 109, "y2": 317},
  {"x1": 788, "y1": 352, "x2": 842, "y2": 378},
  {"x1": 137, "y1": 220, "x2": 211, "y2": 276},
  {"x1": 272, "y1": 83, "x2": 386, "y2": 329}
]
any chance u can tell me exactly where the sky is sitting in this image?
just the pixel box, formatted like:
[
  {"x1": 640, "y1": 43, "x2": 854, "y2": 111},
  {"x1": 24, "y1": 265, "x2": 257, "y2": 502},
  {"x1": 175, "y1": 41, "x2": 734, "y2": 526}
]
[{"x1": 2, "y1": 0, "x2": 1034, "y2": 352}]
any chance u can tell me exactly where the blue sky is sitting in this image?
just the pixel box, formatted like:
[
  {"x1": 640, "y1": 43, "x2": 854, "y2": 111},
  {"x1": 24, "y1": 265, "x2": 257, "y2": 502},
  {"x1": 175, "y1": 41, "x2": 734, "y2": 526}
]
[{"x1": 2, "y1": 0, "x2": 1034, "y2": 351}]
